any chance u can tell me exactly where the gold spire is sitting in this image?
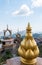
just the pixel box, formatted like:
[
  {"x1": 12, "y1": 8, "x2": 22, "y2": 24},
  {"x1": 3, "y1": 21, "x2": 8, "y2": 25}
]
[
  {"x1": 25, "y1": 22, "x2": 32, "y2": 40},
  {"x1": 26, "y1": 22, "x2": 32, "y2": 32},
  {"x1": 18, "y1": 22, "x2": 39, "y2": 65}
]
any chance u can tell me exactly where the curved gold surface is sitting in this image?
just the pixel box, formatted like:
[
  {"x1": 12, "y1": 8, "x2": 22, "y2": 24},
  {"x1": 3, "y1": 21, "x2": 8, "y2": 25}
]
[
  {"x1": 18, "y1": 22, "x2": 39, "y2": 65},
  {"x1": 21, "y1": 57, "x2": 37, "y2": 65}
]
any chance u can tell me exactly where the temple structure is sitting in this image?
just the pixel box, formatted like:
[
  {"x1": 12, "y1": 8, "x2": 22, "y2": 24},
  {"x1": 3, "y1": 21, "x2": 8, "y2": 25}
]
[
  {"x1": 18, "y1": 23, "x2": 39, "y2": 65},
  {"x1": 1, "y1": 25, "x2": 14, "y2": 49},
  {"x1": 13, "y1": 32, "x2": 22, "y2": 55},
  {"x1": 4, "y1": 25, "x2": 12, "y2": 39}
]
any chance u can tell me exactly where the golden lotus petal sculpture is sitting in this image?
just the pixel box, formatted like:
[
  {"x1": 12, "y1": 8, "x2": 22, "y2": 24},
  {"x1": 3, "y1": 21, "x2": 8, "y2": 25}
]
[{"x1": 18, "y1": 22, "x2": 39, "y2": 65}]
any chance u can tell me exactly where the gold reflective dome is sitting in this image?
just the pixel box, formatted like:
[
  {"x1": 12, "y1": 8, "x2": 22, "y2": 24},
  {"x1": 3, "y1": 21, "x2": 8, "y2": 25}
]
[{"x1": 18, "y1": 22, "x2": 39, "y2": 65}]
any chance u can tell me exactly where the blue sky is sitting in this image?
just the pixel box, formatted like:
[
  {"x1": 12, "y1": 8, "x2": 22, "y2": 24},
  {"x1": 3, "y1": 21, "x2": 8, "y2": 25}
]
[{"x1": 0, "y1": 0, "x2": 42, "y2": 33}]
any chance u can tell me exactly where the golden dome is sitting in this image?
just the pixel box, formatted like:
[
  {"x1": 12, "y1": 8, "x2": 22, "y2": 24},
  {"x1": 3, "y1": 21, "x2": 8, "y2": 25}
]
[{"x1": 18, "y1": 22, "x2": 39, "y2": 65}]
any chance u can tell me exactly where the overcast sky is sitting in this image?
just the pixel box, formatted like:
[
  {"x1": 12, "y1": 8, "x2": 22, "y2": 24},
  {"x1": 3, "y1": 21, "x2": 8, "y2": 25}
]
[{"x1": 0, "y1": 0, "x2": 42, "y2": 33}]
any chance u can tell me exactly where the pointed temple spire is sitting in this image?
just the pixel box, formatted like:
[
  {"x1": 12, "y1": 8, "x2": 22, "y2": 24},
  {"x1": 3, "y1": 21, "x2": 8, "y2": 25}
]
[
  {"x1": 18, "y1": 22, "x2": 39, "y2": 65},
  {"x1": 25, "y1": 22, "x2": 32, "y2": 39},
  {"x1": 7, "y1": 25, "x2": 8, "y2": 30},
  {"x1": 4, "y1": 25, "x2": 12, "y2": 38},
  {"x1": 27, "y1": 22, "x2": 32, "y2": 31}
]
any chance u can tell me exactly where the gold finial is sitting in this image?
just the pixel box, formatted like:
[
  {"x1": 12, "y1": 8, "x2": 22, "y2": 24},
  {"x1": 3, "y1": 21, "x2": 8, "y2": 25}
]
[
  {"x1": 26, "y1": 22, "x2": 32, "y2": 32},
  {"x1": 27, "y1": 22, "x2": 30, "y2": 27},
  {"x1": 26, "y1": 22, "x2": 32, "y2": 39},
  {"x1": 18, "y1": 22, "x2": 39, "y2": 65}
]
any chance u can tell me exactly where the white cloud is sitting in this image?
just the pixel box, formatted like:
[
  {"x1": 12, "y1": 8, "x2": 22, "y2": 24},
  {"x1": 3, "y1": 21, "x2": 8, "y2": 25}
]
[
  {"x1": 12, "y1": 4, "x2": 33, "y2": 16},
  {"x1": 32, "y1": 0, "x2": 42, "y2": 7}
]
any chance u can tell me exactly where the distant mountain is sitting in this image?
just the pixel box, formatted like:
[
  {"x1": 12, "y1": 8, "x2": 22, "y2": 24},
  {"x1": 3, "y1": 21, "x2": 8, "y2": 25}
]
[
  {"x1": 0, "y1": 31, "x2": 4, "y2": 36},
  {"x1": 33, "y1": 33, "x2": 40, "y2": 38},
  {"x1": 19, "y1": 31, "x2": 42, "y2": 38},
  {"x1": 12, "y1": 30, "x2": 26, "y2": 38},
  {"x1": 12, "y1": 33, "x2": 16, "y2": 38},
  {"x1": 18, "y1": 30, "x2": 42, "y2": 38},
  {"x1": 33, "y1": 33, "x2": 42, "y2": 38},
  {"x1": 18, "y1": 30, "x2": 26, "y2": 36},
  {"x1": 0, "y1": 30, "x2": 42, "y2": 39}
]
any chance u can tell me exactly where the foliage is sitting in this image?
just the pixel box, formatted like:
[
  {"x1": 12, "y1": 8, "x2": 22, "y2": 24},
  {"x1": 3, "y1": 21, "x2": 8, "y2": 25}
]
[
  {"x1": 38, "y1": 45, "x2": 42, "y2": 57},
  {"x1": 0, "y1": 49, "x2": 13, "y2": 63},
  {"x1": 0, "y1": 57, "x2": 4, "y2": 63},
  {"x1": 3, "y1": 49, "x2": 13, "y2": 60}
]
